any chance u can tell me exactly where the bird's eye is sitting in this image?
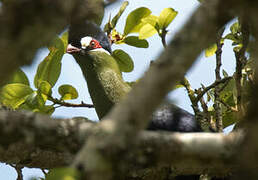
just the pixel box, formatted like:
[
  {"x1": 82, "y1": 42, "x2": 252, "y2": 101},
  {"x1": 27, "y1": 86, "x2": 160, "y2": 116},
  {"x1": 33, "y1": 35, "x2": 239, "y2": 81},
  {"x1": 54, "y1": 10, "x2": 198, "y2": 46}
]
[{"x1": 91, "y1": 41, "x2": 95, "y2": 46}]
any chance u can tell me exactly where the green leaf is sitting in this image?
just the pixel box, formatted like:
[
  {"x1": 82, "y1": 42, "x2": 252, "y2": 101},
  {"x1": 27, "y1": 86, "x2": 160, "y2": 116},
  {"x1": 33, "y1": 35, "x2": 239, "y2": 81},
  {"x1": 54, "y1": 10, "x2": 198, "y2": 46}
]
[
  {"x1": 124, "y1": 7, "x2": 151, "y2": 35},
  {"x1": 124, "y1": 36, "x2": 149, "y2": 48},
  {"x1": 219, "y1": 79, "x2": 236, "y2": 106},
  {"x1": 141, "y1": 15, "x2": 159, "y2": 27},
  {"x1": 24, "y1": 91, "x2": 46, "y2": 109},
  {"x1": 111, "y1": 1, "x2": 129, "y2": 28},
  {"x1": 230, "y1": 22, "x2": 240, "y2": 34},
  {"x1": 38, "y1": 81, "x2": 52, "y2": 97},
  {"x1": 112, "y1": 49, "x2": 134, "y2": 72},
  {"x1": 58, "y1": 84, "x2": 78, "y2": 100},
  {"x1": 158, "y1": 8, "x2": 178, "y2": 29},
  {"x1": 222, "y1": 109, "x2": 238, "y2": 128},
  {"x1": 7, "y1": 69, "x2": 30, "y2": 86},
  {"x1": 61, "y1": 31, "x2": 68, "y2": 53},
  {"x1": 139, "y1": 23, "x2": 158, "y2": 39},
  {"x1": 205, "y1": 43, "x2": 217, "y2": 57},
  {"x1": 46, "y1": 168, "x2": 80, "y2": 180},
  {"x1": 0, "y1": 83, "x2": 33, "y2": 109},
  {"x1": 34, "y1": 36, "x2": 64, "y2": 88}
]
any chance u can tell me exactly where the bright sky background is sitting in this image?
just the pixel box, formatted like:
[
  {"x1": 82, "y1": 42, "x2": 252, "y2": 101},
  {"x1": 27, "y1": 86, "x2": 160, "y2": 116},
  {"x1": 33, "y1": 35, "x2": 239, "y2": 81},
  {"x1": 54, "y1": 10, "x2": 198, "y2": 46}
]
[{"x1": 0, "y1": 0, "x2": 236, "y2": 179}]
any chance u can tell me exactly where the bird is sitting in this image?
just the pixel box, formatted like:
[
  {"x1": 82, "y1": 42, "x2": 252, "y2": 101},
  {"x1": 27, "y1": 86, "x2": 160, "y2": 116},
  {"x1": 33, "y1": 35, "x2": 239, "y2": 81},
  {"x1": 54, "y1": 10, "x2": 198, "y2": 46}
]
[
  {"x1": 67, "y1": 20, "x2": 202, "y2": 133},
  {"x1": 67, "y1": 20, "x2": 232, "y2": 180}
]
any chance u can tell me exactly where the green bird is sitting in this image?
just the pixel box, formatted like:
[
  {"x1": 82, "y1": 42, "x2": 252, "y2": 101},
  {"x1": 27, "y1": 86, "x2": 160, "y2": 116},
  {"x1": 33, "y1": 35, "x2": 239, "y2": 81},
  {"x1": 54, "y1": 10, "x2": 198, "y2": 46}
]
[{"x1": 67, "y1": 21, "x2": 202, "y2": 132}]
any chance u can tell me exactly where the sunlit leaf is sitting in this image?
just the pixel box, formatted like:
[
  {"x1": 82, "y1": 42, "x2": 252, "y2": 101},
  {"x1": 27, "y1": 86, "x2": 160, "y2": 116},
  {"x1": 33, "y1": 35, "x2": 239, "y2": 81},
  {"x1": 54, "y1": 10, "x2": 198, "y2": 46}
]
[
  {"x1": 34, "y1": 36, "x2": 64, "y2": 88},
  {"x1": 46, "y1": 168, "x2": 80, "y2": 180},
  {"x1": 38, "y1": 81, "x2": 52, "y2": 97},
  {"x1": 0, "y1": 83, "x2": 33, "y2": 109},
  {"x1": 139, "y1": 23, "x2": 158, "y2": 39},
  {"x1": 158, "y1": 8, "x2": 178, "y2": 29},
  {"x1": 141, "y1": 15, "x2": 159, "y2": 27},
  {"x1": 58, "y1": 84, "x2": 78, "y2": 100},
  {"x1": 25, "y1": 91, "x2": 46, "y2": 109},
  {"x1": 124, "y1": 7, "x2": 151, "y2": 35},
  {"x1": 205, "y1": 43, "x2": 217, "y2": 57},
  {"x1": 112, "y1": 49, "x2": 134, "y2": 72},
  {"x1": 230, "y1": 22, "x2": 240, "y2": 34},
  {"x1": 124, "y1": 36, "x2": 149, "y2": 48}
]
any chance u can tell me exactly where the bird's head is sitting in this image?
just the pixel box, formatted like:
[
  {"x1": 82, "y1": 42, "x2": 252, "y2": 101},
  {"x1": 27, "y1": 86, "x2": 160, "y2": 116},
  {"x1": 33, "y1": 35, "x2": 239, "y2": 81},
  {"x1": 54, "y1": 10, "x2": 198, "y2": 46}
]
[{"x1": 67, "y1": 21, "x2": 112, "y2": 56}]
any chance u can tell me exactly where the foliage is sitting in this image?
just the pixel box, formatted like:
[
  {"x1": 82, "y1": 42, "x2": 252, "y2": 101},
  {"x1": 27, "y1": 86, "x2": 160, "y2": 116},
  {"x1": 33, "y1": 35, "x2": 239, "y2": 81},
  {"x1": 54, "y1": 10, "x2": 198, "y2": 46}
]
[
  {"x1": 0, "y1": 1, "x2": 253, "y2": 179},
  {"x1": 0, "y1": 1, "x2": 251, "y2": 131},
  {"x1": 0, "y1": 32, "x2": 75, "y2": 115}
]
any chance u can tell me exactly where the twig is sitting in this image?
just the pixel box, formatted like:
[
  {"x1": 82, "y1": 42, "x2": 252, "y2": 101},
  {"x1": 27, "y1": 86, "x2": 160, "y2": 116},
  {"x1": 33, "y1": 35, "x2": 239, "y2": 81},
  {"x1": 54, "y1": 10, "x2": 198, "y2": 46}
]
[
  {"x1": 41, "y1": 169, "x2": 48, "y2": 176},
  {"x1": 196, "y1": 76, "x2": 232, "y2": 102},
  {"x1": 10, "y1": 164, "x2": 23, "y2": 180},
  {"x1": 181, "y1": 78, "x2": 211, "y2": 131},
  {"x1": 49, "y1": 97, "x2": 94, "y2": 108},
  {"x1": 218, "y1": 98, "x2": 238, "y2": 112},
  {"x1": 214, "y1": 27, "x2": 225, "y2": 132},
  {"x1": 160, "y1": 30, "x2": 168, "y2": 48}
]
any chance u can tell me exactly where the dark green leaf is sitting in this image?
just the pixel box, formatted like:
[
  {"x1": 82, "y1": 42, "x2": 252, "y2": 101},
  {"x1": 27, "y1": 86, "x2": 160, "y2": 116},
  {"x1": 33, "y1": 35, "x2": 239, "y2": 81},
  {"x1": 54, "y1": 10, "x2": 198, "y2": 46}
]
[
  {"x1": 34, "y1": 36, "x2": 64, "y2": 88},
  {"x1": 46, "y1": 168, "x2": 80, "y2": 180},
  {"x1": 0, "y1": 83, "x2": 33, "y2": 109},
  {"x1": 158, "y1": 8, "x2": 178, "y2": 29},
  {"x1": 58, "y1": 84, "x2": 78, "y2": 100},
  {"x1": 112, "y1": 49, "x2": 134, "y2": 72},
  {"x1": 124, "y1": 36, "x2": 149, "y2": 48},
  {"x1": 7, "y1": 69, "x2": 30, "y2": 86},
  {"x1": 124, "y1": 7, "x2": 151, "y2": 35},
  {"x1": 222, "y1": 109, "x2": 238, "y2": 128}
]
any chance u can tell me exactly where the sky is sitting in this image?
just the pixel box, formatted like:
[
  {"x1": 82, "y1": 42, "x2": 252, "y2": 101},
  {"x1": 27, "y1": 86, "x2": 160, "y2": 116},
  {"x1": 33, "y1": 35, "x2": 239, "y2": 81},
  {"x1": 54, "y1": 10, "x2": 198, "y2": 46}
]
[{"x1": 0, "y1": 0, "x2": 236, "y2": 179}]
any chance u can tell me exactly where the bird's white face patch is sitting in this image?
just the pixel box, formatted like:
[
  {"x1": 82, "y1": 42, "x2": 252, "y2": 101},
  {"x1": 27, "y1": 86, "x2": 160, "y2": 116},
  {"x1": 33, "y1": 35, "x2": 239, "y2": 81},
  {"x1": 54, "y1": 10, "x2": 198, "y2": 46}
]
[{"x1": 80, "y1": 36, "x2": 93, "y2": 49}]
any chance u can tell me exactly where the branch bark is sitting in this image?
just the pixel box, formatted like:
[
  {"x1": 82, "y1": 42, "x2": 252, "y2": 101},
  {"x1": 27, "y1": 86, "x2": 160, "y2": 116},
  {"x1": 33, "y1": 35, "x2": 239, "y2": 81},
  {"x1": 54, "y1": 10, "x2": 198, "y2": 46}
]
[{"x1": 0, "y1": 109, "x2": 242, "y2": 177}]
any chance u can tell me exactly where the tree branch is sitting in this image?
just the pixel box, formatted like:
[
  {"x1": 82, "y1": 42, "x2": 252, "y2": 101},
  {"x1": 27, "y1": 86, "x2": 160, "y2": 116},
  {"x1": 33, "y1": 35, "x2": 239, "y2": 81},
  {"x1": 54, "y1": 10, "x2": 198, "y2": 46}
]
[{"x1": 0, "y1": 109, "x2": 242, "y2": 177}]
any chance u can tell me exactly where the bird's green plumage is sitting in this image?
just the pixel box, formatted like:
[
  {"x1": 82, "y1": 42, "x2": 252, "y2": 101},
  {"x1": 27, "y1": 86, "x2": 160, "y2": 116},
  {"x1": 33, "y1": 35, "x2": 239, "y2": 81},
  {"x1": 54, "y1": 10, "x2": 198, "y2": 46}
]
[{"x1": 73, "y1": 51, "x2": 131, "y2": 119}]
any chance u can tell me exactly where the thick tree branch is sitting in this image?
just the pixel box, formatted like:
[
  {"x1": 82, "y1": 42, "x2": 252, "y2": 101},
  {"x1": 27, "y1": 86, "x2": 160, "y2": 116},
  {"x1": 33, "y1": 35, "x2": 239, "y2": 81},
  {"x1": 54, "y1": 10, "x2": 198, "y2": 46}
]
[{"x1": 0, "y1": 109, "x2": 242, "y2": 177}]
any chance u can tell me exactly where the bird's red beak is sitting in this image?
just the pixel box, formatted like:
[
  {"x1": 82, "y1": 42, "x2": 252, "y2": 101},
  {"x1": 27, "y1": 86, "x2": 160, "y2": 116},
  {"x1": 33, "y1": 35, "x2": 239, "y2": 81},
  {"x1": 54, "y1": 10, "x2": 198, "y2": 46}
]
[{"x1": 66, "y1": 44, "x2": 81, "y2": 54}]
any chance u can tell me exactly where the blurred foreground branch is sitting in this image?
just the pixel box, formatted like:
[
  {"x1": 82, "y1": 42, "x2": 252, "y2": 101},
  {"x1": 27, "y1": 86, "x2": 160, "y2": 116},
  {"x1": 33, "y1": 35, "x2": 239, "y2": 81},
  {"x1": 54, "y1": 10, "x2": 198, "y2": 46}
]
[{"x1": 0, "y1": 109, "x2": 242, "y2": 176}]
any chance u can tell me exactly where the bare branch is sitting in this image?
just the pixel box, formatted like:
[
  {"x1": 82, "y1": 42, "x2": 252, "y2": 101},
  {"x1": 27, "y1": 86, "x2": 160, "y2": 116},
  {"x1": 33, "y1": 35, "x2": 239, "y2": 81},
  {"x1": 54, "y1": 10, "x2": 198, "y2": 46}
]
[{"x1": 214, "y1": 27, "x2": 225, "y2": 132}]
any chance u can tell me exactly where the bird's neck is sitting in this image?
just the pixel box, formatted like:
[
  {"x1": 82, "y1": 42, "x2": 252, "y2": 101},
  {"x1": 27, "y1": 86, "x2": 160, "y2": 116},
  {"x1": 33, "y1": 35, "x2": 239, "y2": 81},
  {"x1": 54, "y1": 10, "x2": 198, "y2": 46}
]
[{"x1": 74, "y1": 51, "x2": 131, "y2": 119}]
